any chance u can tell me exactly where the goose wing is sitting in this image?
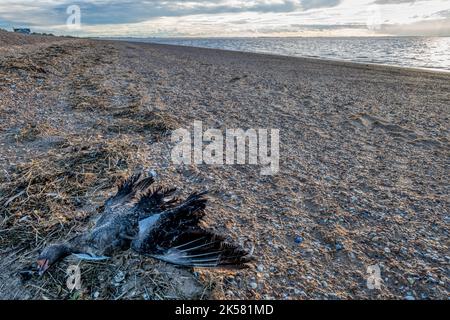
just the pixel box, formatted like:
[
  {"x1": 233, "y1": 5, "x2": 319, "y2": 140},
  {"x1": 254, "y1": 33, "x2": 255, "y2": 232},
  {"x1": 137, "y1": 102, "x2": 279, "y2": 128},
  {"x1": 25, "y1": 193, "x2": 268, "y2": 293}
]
[
  {"x1": 150, "y1": 230, "x2": 253, "y2": 269},
  {"x1": 133, "y1": 192, "x2": 252, "y2": 269},
  {"x1": 96, "y1": 173, "x2": 155, "y2": 226},
  {"x1": 104, "y1": 173, "x2": 155, "y2": 210}
]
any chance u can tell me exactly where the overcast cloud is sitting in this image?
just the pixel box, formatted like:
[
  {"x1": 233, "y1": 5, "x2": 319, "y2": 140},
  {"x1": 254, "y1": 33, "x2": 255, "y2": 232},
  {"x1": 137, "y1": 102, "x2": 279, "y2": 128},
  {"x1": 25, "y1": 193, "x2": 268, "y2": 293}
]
[{"x1": 0, "y1": 0, "x2": 449, "y2": 36}]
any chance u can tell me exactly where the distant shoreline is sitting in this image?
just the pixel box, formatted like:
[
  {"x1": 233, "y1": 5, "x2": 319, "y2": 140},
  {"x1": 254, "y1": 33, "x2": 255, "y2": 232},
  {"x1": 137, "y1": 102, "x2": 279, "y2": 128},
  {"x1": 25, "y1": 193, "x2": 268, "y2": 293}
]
[
  {"x1": 97, "y1": 36, "x2": 450, "y2": 73},
  {"x1": 99, "y1": 37, "x2": 450, "y2": 75}
]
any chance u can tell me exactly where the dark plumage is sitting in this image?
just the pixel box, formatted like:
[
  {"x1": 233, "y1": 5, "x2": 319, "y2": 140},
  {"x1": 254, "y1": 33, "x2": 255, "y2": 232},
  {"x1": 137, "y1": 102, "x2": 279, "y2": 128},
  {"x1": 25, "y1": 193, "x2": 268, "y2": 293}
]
[{"x1": 36, "y1": 173, "x2": 252, "y2": 275}]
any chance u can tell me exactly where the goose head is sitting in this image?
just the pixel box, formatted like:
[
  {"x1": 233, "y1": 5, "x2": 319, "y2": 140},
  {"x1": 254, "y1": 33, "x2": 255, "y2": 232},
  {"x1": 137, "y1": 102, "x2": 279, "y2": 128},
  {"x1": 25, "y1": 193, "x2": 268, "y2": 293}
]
[{"x1": 37, "y1": 244, "x2": 72, "y2": 275}]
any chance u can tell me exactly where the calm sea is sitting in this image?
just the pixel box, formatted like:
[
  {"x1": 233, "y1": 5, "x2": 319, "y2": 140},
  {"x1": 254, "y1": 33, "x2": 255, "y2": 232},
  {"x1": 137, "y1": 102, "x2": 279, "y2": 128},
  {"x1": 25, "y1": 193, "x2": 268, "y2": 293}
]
[{"x1": 119, "y1": 37, "x2": 450, "y2": 72}]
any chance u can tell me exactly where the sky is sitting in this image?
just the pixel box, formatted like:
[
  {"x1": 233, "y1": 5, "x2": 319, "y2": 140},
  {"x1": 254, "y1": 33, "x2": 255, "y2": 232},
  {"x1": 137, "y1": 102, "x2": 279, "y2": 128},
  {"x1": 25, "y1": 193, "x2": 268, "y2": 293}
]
[{"x1": 0, "y1": 0, "x2": 449, "y2": 37}]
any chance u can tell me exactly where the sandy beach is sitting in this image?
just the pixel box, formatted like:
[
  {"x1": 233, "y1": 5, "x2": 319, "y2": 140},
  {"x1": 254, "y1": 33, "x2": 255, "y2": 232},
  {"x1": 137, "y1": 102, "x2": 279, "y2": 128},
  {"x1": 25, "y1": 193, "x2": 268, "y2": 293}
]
[{"x1": 0, "y1": 31, "x2": 449, "y2": 300}]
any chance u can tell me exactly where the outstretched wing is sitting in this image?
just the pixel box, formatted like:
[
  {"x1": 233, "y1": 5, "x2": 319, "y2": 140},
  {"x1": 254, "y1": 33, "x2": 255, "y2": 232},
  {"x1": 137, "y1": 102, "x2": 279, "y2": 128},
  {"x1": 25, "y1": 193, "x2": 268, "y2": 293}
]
[
  {"x1": 150, "y1": 230, "x2": 253, "y2": 269},
  {"x1": 134, "y1": 186, "x2": 178, "y2": 219},
  {"x1": 105, "y1": 173, "x2": 155, "y2": 209},
  {"x1": 133, "y1": 191, "x2": 252, "y2": 269},
  {"x1": 96, "y1": 173, "x2": 155, "y2": 226}
]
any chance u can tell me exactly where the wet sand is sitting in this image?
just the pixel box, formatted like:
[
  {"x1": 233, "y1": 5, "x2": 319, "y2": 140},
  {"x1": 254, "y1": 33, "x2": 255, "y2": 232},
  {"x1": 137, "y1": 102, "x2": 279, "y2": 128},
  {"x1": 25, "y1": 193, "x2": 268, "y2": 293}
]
[{"x1": 0, "y1": 31, "x2": 449, "y2": 299}]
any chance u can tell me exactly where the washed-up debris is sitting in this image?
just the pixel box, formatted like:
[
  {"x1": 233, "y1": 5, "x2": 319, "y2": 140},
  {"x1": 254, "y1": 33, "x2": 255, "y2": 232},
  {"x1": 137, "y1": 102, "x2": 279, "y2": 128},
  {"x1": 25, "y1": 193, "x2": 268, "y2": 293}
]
[
  {"x1": 113, "y1": 271, "x2": 126, "y2": 285},
  {"x1": 0, "y1": 136, "x2": 141, "y2": 247}
]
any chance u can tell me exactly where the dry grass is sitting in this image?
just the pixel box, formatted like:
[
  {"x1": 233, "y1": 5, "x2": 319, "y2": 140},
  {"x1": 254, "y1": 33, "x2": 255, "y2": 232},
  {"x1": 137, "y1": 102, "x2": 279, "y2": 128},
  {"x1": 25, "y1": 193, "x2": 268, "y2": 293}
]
[
  {"x1": 0, "y1": 57, "x2": 47, "y2": 75},
  {"x1": 14, "y1": 122, "x2": 54, "y2": 142},
  {"x1": 0, "y1": 126, "x2": 197, "y2": 300},
  {"x1": 0, "y1": 136, "x2": 142, "y2": 249},
  {"x1": 108, "y1": 109, "x2": 179, "y2": 139},
  {"x1": 67, "y1": 71, "x2": 116, "y2": 111}
]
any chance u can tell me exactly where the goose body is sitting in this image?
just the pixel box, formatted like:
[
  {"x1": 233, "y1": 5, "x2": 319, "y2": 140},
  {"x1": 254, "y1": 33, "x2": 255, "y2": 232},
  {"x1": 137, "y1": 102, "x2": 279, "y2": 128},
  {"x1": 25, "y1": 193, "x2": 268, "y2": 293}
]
[{"x1": 36, "y1": 173, "x2": 252, "y2": 274}]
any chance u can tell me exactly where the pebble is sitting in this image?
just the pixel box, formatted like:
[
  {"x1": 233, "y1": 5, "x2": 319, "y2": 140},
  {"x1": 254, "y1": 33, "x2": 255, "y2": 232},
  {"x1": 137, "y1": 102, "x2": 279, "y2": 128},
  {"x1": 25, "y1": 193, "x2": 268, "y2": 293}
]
[
  {"x1": 384, "y1": 247, "x2": 391, "y2": 254},
  {"x1": 257, "y1": 264, "x2": 265, "y2": 272},
  {"x1": 294, "y1": 236, "x2": 304, "y2": 244},
  {"x1": 147, "y1": 169, "x2": 157, "y2": 177},
  {"x1": 335, "y1": 243, "x2": 344, "y2": 251},
  {"x1": 226, "y1": 290, "x2": 234, "y2": 296},
  {"x1": 293, "y1": 289, "x2": 305, "y2": 296},
  {"x1": 249, "y1": 282, "x2": 258, "y2": 290},
  {"x1": 93, "y1": 291, "x2": 100, "y2": 299},
  {"x1": 404, "y1": 294, "x2": 415, "y2": 301}
]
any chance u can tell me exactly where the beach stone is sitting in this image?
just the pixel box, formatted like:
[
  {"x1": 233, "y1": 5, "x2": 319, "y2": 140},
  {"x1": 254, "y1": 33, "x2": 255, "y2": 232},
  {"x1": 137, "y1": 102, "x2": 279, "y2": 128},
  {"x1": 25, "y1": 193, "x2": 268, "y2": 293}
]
[
  {"x1": 147, "y1": 169, "x2": 157, "y2": 177},
  {"x1": 294, "y1": 236, "x2": 304, "y2": 244},
  {"x1": 249, "y1": 282, "x2": 258, "y2": 290},
  {"x1": 226, "y1": 290, "x2": 234, "y2": 296},
  {"x1": 293, "y1": 289, "x2": 306, "y2": 296}
]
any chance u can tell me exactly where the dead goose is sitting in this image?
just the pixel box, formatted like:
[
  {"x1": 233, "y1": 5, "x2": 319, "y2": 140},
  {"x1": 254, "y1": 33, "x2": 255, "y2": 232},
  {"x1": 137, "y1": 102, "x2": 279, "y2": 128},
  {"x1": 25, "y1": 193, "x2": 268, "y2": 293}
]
[{"x1": 36, "y1": 173, "x2": 252, "y2": 275}]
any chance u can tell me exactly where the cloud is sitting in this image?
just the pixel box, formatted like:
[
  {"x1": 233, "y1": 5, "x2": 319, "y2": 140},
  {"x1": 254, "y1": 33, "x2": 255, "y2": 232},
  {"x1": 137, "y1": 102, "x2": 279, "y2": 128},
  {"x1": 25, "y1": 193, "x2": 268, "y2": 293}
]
[
  {"x1": 0, "y1": 0, "x2": 448, "y2": 37},
  {"x1": 0, "y1": 0, "x2": 343, "y2": 27},
  {"x1": 374, "y1": 0, "x2": 418, "y2": 4},
  {"x1": 1, "y1": 1, "x2": 303, "y2": 26},
  {"x1": 379, "y1": 18, "x2": 450, "y2": 35},
  {"x1": 300, "y1": 0, "x2": 342, "y2": 10}
]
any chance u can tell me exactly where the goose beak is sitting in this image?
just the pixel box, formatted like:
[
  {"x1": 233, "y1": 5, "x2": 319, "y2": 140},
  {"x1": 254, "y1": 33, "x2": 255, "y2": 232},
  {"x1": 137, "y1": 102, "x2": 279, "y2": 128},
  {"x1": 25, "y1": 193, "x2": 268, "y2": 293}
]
[{"x1": 37, "y1": 259, "x2": 49, "y2": 276}]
